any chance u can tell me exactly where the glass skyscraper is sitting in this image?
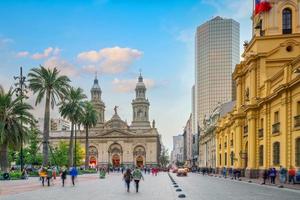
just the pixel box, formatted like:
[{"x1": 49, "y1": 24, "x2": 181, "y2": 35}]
[{"x1": 195, "y1": 16, "x2": 240, "y2": 129}]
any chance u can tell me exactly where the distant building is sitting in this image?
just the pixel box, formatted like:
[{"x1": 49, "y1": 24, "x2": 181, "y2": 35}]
[
  {"x1": 50, "y1": 118, "x2": 70, "y2": 131},
  {"x1": 37, "y1": 118, "x2": 70, "y2": 132},
  {"x1": 171, "y1": 135, "x2": 184, "y2": 165},
  {"x1": 192, "y1": 133, "x2": 199, "y2": 167},
  {"x1": 199, "y1": 101, "x2": 235, "y2": 168},
  {"x1": 183, "y1": 114, "x2": 193, "y2": 167}
]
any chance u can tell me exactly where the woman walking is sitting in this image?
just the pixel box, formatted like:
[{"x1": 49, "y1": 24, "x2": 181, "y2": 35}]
[
  {"x1": 132, "y1": 167, "x2": 144, "y2": 193},
  {"x1": 123, "y1": 169, "x2": 133, "y2": 192},
  {"x1": 60, "y1": 166, "x2": 68, "y2": 187},
  {"x1": 70, "y1": 167, "x2": 78, "y2": 186}
]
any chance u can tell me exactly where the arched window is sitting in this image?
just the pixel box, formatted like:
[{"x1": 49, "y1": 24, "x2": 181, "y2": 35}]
[
  {"x1": 296, "y1": 138, "x2": 300, "y2": 167},
  {"x1": 259, "y1": 145, "x2": 264, "y2": 166},
  {"x1": 224, "y1": 152, "x2": 227, "y2": 166},
  {"x1": 282, "y1": 8, "x2": 292, "y2": 34},
  {"x1": 230, "y1": 151, "x2": 234, "y2": 166},
  {"x1": 273, "y1": 142, "x2": 280, "y2": 165}
]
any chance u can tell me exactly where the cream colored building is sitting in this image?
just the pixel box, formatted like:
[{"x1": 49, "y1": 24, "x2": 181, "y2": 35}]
[{"x1": 49, "y1": 74, "x2": 161, "y2": 168}]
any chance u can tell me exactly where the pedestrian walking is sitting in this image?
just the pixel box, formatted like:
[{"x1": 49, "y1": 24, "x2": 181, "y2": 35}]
[
  {"x1": 269, "y1": 167, "x2": 277, "y2": 184},
  {"x1": 262, "y1": 169, "x2": 269, "y2": 184},
  {"x1": 60, "y1": 166, "x2": 67, "y2": 187},
  {"x1": 123, "y1": 168, "x2": 133, "y2": 192},
  {"x1": 223, "y1": 167, "x2": 227, "y2": 178},
  {"x1": 288, "y1": 166, "x2": 296, "y2": 184},
  {"x1": 132, "y1": 167, "x2": 144, "y2": 193},
  {"x1": 39, "y1": 167, "x2": 47, "y2": 186},
  {"x1": 46, "y1": 167, "x2": 53, "y2": 186},
  {"x1": 52, "y1": 166, "x2": 57, "y2": 180},
  {"x1": 70, "y1": 167, "x2": 78, "y2": 186},
  {"x1": 279, "y1": 166, "x2": 287, "y2": 184}
]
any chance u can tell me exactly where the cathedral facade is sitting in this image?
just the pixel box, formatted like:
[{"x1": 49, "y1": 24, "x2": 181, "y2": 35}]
[{"x1": 49, "y1": 74, "x2": 161, "y2": 168}]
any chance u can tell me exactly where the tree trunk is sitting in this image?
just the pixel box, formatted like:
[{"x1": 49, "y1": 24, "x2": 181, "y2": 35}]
[
  {"x1": 0, "y1": 141, "x2": 8, "y2": 172},
  {"x1": 85, "y1": 125, "x2": 89, "y2": 169},
  {"x1": 68, "y1": 122, "x2": 74, "y2": 168},
  {"x1": 42, "y1": 90, "x2": 50, "y2": 166}
]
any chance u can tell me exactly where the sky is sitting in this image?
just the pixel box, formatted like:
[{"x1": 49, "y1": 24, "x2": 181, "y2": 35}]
[{"x1": 0, "y1": 0, "x2": 253, "y2": 150}]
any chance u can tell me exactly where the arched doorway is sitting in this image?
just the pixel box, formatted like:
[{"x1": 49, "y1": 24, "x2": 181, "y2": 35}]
[
  {"x1": 90, "y1": 156, "x2": 97, "y2": 167},
  {"x1": 88, "y1": 146, "x2": 98, "y2": 168},
  {"x1": 112, "y1": 154, "x2": 120, "y2": 167},
  {"x1": 108, "y1": 143, "x2": 123, "y2": 168},
  {"x1": 133, "y1": 146, "x2": 146, "y2": 167},
  {"x1": 136, "y1": 156, "x2": 144, "y2": 167}
]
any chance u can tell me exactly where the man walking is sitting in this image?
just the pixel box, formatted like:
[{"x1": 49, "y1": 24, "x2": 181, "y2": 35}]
[
  {"x1": 46, "y1": 166, "x2": 53, "y2": 186},
  {"x1": 70, "y1": 167, "x2": 78, "y2": 186},
  {"x1": 132, "y1": 167, "x2": 144, "y2": 193}
]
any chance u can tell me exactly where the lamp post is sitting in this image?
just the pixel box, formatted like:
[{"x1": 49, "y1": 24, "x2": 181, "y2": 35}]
[{"x1": 13, "y1": 66, "x2": 28, "y2": 172}]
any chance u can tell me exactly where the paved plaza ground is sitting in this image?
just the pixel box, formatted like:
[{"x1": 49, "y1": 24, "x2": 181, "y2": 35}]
[{"x1": 0, "y1": 172, "x2": 299, "y2": 200}]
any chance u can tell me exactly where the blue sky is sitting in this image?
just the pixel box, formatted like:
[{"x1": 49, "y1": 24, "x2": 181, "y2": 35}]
[{"x1": 0, "y1": 0, "x2": 253, "y2": 150}]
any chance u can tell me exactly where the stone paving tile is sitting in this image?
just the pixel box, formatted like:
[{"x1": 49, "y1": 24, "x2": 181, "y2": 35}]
[
  {"x1": 170, "y1": 172, "x2": 300, "y2": 200},
  {"x1": 0, "y1": 172, "x2": 177, "y2": 200}
]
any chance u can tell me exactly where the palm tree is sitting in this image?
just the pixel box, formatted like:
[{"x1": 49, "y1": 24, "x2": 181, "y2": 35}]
[
  {"x1": 59, "y1": 87, "x2": 86, "y2": 167},
  {"x1": 28, "y1": 66, "x2": 70, "y2": 166},
  {"x1": 0, "y1": 89, "x2": 35, "y2": 172},
  {"x1": 80, "y1": 101, "x2": 98, "y2": 169}
]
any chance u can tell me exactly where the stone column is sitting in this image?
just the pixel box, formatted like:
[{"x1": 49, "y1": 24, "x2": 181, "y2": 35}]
[
  {"x1": 234, "y1": 121, "x2": 243, "y2": 169},
  {"x1": 247, "y1": 111, "x2": 257, "y2": 178}
]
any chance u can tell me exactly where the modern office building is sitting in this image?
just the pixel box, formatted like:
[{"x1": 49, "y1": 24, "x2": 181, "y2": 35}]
[
  {"x1": 195, "y1": 16, "x2": 240, "y2": 130},
  {"x1": 171, "y1": 135, "x2": 184, "y2": 165}
]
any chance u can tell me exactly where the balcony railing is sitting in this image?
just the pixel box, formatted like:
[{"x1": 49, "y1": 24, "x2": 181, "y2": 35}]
[
  {"x1": 258, "y1": 128, "x2": 264, "y2": 138},
  {"x1": 244, "y1": 126, "x2": 248, "y2": 137},
  {"x1": 294, "y1": 115, "x2": 300, "y2": 128},
  {"x1": 272, "y1": 122, "x2": 280, "y2": 134}
]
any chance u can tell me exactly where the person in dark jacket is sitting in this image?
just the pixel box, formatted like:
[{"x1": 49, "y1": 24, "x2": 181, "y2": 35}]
[
  {"x1": 262, "y1": 169, "x2": 269, "y2": 184},
  {"x1": 269, "y1": 168, "x2": 277, "y2": 184},
  {"x1": 46, "y1": 167, "x2": 53, "y2": 187},
  {"x1": 60, "y1": 166, "x2": 67, "y2": 187},
  {"x1": 123, "y1": 169, "x2": 133, "y2": 192}
]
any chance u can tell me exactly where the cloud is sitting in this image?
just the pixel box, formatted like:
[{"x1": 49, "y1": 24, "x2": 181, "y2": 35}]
[
  {"x1": 176, "y1": 29, "x2": 194, "y2": 43},
  {"x1": 79, "y1": 46, "x2": 143, "y2": 74},
  {"x1": 44, "y1": 57, "x2": 79, "y2": 77},
  {"x1": 16, "y1": 51, "x2": 29, "y2": 58},
  {"x1": 112, "y1": 78, "x2": 156, "y2": 93},
  {"x1": 0, "y1": 37, "x2": 14, "y2": 48},
  {"x1": 202, "y1": 0, "x2": 252, "y2": 20},
  {"x1": 31, "y1": 47, "x2": 61, "y2": 60}
]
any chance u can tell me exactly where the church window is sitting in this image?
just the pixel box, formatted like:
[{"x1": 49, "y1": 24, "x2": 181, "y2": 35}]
[{"x1": 282, "y1": 8, "x2": 292, "y2": 34}]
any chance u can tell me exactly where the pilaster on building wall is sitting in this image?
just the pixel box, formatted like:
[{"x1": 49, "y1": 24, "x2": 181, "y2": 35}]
[{"x1": 216, "y1": 0, "x2": 300, "y2": 178}]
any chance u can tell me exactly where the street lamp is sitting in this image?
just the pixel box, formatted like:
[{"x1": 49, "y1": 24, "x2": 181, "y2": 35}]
[{"x1": 13, "y1": 66, "x2": 28, "y2": 172}]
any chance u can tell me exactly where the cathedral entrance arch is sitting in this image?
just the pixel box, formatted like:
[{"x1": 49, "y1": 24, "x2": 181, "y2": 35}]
[
  {"x1": 88, "y1": 146, "x2": 98, "y2": 168},
  {"x1": 108, "y1": 143, "x2": 123, "y2": 167},
  {"x1": 133, "y1": 146, "x2": 146, "y2": 167},
  {"x1": 112, "y1": 154, "x2": 120, "y2": 167}
]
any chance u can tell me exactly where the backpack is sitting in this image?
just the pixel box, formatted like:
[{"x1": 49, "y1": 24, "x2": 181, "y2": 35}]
[{"x1": 124, "y1": 173, "x2": 132, "y2": 182}]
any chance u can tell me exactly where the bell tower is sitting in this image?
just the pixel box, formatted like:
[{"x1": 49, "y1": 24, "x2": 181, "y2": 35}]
[
  {"x1": 252, "y1": 0, "x2": 300, "y2": 37},
  {"x1": 91, "y1": 74, "x2": 105, "y2": 127},
  {"x1": 130, "y1": 72, "x2": 151, "y2": 130}
]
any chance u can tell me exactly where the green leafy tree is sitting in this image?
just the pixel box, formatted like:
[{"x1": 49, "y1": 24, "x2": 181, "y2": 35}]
[
  {"x1": 159, "y1": 145, "x2": 170, "y2": 168},
  {"x1": 59, "y1": 87, "x2": 86, "y2": 167},
  {"x1": 50, "y1": 141, "x2": 84, "y2": 167},
  {"x1": 80, "y1": 101, "x2": 97, "y2": 169},
  {"x1": 28, "y1": 66, "x2": 70, "y2": 166},
  {"x1": 0, "y1": 89, "x2": 35, "y2": 172},
  {"x1": 23, "y1": 128, "x2": 43, "y2": 165}
]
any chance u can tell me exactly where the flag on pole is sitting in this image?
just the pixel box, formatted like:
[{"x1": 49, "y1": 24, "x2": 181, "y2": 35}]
[{"x1": 255, "y1": 0, "x2": 272, "y2": 15}]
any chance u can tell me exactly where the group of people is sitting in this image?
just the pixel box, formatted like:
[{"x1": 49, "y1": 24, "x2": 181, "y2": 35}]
[
  {"x1": 38, "y1": 166, "x2": 78, "y2": 187},
  {"x1": 262, "y1": 166, "x2": 297, "y2": 185},
  {"x1": 123, "y1": 167, "x2": 144, "y2": 193}
]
